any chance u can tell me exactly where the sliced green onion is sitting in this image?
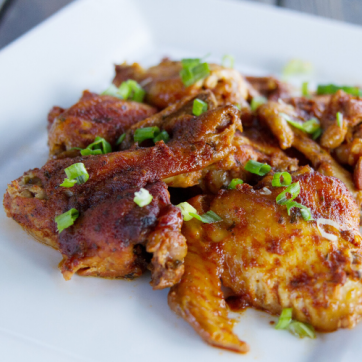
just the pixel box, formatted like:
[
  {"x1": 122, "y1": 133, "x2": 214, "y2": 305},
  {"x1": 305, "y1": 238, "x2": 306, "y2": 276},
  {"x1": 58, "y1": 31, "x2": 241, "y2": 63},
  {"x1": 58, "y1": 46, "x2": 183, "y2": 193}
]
[
  {"x1": 280, "y1": 113, "x2": 305, "y2": 131},
  {"x1": 124, "y1": 80, "x2": 146, "y2": 102},
  {"x1": 55, "y1": 208, "x2": 79, "y2": 233},
  {"x1": 228, "y1": 178, "x2": 244, "y2": 189},
  {"x1": 116, "y1": 133, "x2": 126, "y2": 145},
  {"x1": 282, "y1": 59, "x2": 313, "y2": 78},
  {"x1": 286, "y1": 201, "x2": 313, "y2": 221},
  {"x1": 281, "y1": 113, "x2": 321, "y2": 137},
  {"x1": 181, "y1": 58, "x2": 201, "y2": 68},
  {"x1": 102, "y1": 80, "x2": 146, "y2": 102},
  {"x1": 303, "y1": 118, "x2": 320, "y2": 134},
  {"x1": 60, "y1": 162, "x2": 89, "y2": 188},
  {"x1": 336, "y1": 112, "x2": 343, "y2": 127},
  {"x1": 176, "y1": 202, "x2": 197, "y2": 221},
  {"x1": 272, "y1": 172, "x2": 292, "y2": 187},
  {"x1": 312, "y1": 127, "x2": 323, "y2": 140},
  {"x1": 153, "y1": 130, "x2": 170, "y2": 143},
  {"x1": 234, "y1": 103, "x2": 241, "y2": 110},
  {"x1": 80, "y1": 136, "x2": 112, "y2": 156},
  {"x1": 102, "y1": 84, "x2": 121, "y2": 98},
  {"x1": 192, "y1": 98, "x2": 208, "y2": 116},
  {"x1": 275, "y1": 308, "x2": 293, "y2": 330},
  {"x1": 189, "y1": 210, "x2": 222, "y2": 224},
  {"x1": 134, "y1": 126, "x2": 160, "y2": 143},
  {"x1": 222, "y1": 54, "x2": 234, "y2": 68},
  {"x1": 276, "y1": 182, "x2": 300, "y2": 205},
  {"x1": 60, "y1": 178, "x2": 77, "y2": 188},
  {"x1": 288, "y1": 321, "x2": 316, "y2": 339},
  {"x1": 301, "y1": 81, "x2": 309, "y2": 97},
  {"x1": 180, "y1": 58, "x2": 210, "y2": 87},
  {"x1": 80, "y1": 148, "x2": 103, "y2": 156},
  {"x1": 317, "y1": 84, "x2": 362, "y2": 97},
  {"x1": 250, "y1": 96, "x2": 267, "y2": 112},
  {"x1": 134, "y1": 188, "x2": 153, "y2": 207},
  {"x1": 244, "y1": 160, "x2": 271, "y2": 176}
]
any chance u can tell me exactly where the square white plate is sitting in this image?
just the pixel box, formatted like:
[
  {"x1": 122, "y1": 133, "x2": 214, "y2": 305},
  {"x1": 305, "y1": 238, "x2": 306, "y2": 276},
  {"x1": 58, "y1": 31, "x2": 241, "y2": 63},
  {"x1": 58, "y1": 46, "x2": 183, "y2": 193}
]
[{"x1": 1, "y1": 1, "x2": 362, "y2": 361}]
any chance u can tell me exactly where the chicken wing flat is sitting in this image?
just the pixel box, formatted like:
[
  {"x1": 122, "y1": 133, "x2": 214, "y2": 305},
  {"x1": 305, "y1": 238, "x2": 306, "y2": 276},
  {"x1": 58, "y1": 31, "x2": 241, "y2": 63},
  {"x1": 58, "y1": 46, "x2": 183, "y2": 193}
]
[
  {"x1": 169, "y1": 167, "x2": 362, "y2": 352},
  {"x1": 4, "y1": 95, "x2": 241, "y2": 288},
  {"x1": 48, "y1": 90, "x2": 156, "y2": 158},
  {"x1": 113, "y1": 58, "x2": 249, "y2": 109}
]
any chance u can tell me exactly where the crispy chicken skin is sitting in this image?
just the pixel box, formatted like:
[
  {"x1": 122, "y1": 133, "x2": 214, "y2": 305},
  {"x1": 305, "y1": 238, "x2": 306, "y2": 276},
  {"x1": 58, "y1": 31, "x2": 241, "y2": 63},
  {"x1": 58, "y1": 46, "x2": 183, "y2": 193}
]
[
  {"x1": 48, "y1": 90, "x2": 156, "y2": 158},
  {"x1": 113, "y1": 59, "x2": 249, "y2": 109},
  {"x1": 4, "y1": 94, "x2": 241, "y2": 287},
  {"x1": 292, "y1": 130, "x2": 362, "y2": 207},
  {"x1": 320, "y1": 90, "x2": 362, "y2": 149},
  {"x1": 245, "y1": 76, "x2": 292, "y2": 101},
  {"x1": 169, "y1": 167, "x2": 362, "y2": 352}
]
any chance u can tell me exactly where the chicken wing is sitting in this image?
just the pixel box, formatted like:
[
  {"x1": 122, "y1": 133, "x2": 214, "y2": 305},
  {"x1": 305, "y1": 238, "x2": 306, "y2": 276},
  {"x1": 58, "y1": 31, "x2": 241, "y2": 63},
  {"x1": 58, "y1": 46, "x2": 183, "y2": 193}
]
[
  {"x1": 48, "y1": 90, "x2": 156, "y2": 158},
  {"x1": 4, "y1": 96, "x2": 241, "y2": 288},
  {"x1": 113, "y1": 58, "x2": 249, "y2": 109},
  {"x1": 169, "y1": 167, "x2": 362, "y2": 352}
]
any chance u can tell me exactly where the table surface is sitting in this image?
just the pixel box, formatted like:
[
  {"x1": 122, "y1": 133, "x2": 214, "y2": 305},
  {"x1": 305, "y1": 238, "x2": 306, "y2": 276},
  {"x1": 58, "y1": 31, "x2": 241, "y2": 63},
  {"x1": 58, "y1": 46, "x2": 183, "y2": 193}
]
[{"x1": 0, "y1": 0, "x2": 361, "y2": 50}]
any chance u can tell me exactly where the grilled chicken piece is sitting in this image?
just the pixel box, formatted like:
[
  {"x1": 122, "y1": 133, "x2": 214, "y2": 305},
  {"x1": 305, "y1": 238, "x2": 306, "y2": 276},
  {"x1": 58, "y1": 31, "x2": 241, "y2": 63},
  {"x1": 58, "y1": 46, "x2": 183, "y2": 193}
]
[
  {"x1": 169, "y1": 167, "x2": 362, "y2": 352},
  {"x1": 4, "y1": 95, "x2": 241, "y2": 287},
  {"x1": 165, "y1": 130, "x2": 298, "y2": 192},
  {"x1": 292, "y1": 129, "x2": 362, "y2": 207},
  {"x1": 48, "y1": 90, "x2": 156, "y2": 158},
  {"x1": 113, "y1": 58, "x2": 249, "y2": 109},
  {"x1": 246, "y1": 76, "x2": 292, "y2": 101},
  {"x1": 320, "y1": 90, "x2": 362, "y2": 149}
]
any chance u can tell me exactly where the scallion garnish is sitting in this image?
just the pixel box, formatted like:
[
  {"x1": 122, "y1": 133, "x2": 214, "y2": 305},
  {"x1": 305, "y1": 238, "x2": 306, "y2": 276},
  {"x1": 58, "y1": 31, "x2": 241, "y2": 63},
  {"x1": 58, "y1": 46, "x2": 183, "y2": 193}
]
[
  {"x1": 153, "y1": 130, "x2": 170, "y2": 143},
  {"x1": 102, "y1": 84, "x2": 121, "y2": 98},
  {"x1": 134, "y1": 126, "x2": 160, "y2": 143},
  {"x1": 55, "y1": 208, "x2": 79, "y2": 233},
  {"x1": 189, "y1": 210, "x2": 222, "y2": 224},
  {"x1": 102, "y1": 80, "x2": 145, "y2": 102},
  {"x1": 275, "y1": 308, "x2": 316, "y2": 339},
  {"x1": 317, "y1": 84, "x2": 362, "y2": 97},
  {"x1": 60, "y1": 162, "x2": 89, "y2": 188},
  {"x1": 276, "y1": 182, "x2": 300, "y2": 205},
  {"x1": 134, "y1": 188, "x2": 153, "y2": 207},
  {"x1": 303, "y1": 118, "x2": 320, "y2": 133},
  {"x1": 336, "y1": 112, "x2": 343, "y2": 127},
  {"x1": 244, "y1": 160, "x2": 271, "y2": 176},
  {"x1": 116, "y1": 133, "x2": 126, "y2": 145},
  {"x1": 285, "y1": 201, "x2": 313, "y2": 221},
  {"x1": 275, "y1": 308, "x2": 292, "y2": 330},
  {"x1": 176, "y1": 202, "x2": 197, "y2": 221},
  {"x1": 180, "y1": 58, "x2": 210, "y2": 87},
  {"x1": 301, "y1": 81, "x2": 309, "y2": 97},
  {"x1": 312, "y1": 127, "x2": 323, "y2": 140},
  {"x1": 228, "y1": 178, "x2": 244, "y2": 189},
  {"x1": 272, "y1": 172, "x2": 292, "y2": 187},
  {"x1": 192, "y1": 98, "x2": 208, "y2": 116},
  {"x1": 250, "y1": 96, "x2": 267, "y2": 112},
  {"x1": 281, "y1": 113, "x2": 321, "y2": 137},
  {"x1": 288, "y1": 321, "x2": 316, "y2": 339},
  {"x1": 222, "y1": 54, "x2": 234, "y2": 68},
  {"x1": 80, "y1": 136, "x2": 112, "y2": 156}
]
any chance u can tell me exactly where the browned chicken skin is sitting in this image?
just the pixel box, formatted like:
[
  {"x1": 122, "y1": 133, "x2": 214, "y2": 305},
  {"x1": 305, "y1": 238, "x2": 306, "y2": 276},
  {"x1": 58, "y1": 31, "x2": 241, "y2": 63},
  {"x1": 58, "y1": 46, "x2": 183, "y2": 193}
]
[
  {"x1": 5, "y1": 57, "x2": 362, "y2": 355},
  {"x1": 48, "y1": 90, "x2": 156, "y2": 158},
  {"x1": 169, "y1": 167, "x2": 362, "y2": 352},
  {"x1": 4, "y1": 91, "x2": 241, "y2": 288},
  {"x1": 113, "y1": 59, "x2": 249, "y2": 109}
]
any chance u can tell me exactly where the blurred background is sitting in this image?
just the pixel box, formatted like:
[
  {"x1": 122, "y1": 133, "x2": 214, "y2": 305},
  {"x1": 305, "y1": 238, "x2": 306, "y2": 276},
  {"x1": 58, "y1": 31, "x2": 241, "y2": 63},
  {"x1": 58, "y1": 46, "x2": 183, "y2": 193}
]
[{"x1": 0, "y1": 0, "x2": 361, "y2": 50}]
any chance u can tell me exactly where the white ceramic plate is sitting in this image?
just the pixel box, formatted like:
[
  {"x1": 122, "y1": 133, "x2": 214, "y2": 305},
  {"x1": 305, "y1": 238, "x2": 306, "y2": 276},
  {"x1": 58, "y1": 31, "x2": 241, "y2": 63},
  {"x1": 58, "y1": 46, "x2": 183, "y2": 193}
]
[{"x1": 1, "y1": 1, "x2": 362, "y2": 361}]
